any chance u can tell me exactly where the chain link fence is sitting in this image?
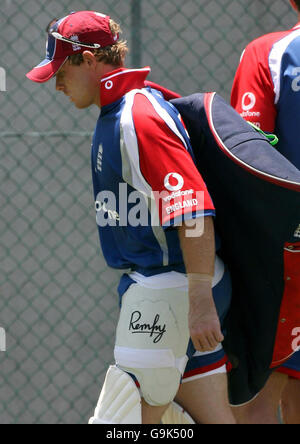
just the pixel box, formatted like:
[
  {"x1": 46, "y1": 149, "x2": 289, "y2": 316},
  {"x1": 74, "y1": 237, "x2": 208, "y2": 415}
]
[{"x1": 0, "y1": 0, "x2": 296, "y2": 424}]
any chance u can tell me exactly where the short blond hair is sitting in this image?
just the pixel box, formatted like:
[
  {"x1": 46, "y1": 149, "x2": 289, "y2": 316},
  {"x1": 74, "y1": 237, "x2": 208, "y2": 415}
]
[{"x1": 68, "y1": 19, "x2": 128, "y2": 67}]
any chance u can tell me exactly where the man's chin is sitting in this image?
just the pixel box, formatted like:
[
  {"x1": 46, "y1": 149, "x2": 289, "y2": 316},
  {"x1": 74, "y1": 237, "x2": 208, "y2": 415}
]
[
  {"x1": 73, "y1": 100, "x2": 94, "y2": 110},
  {"x1": 73, "y1": 102, "x2": 90, "y2": 109}
]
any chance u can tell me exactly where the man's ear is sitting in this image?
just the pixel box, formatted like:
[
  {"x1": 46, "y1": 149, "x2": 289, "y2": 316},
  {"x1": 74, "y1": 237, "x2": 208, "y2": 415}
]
[{"x1": 82, "y1": 51, "x2": 97, "y2": 68}]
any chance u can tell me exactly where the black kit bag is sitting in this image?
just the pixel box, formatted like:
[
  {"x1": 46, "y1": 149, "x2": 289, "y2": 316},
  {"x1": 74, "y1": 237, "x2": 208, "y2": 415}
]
[{"x1": 171, "y1": 93, "x2": 300, "y2": 405}]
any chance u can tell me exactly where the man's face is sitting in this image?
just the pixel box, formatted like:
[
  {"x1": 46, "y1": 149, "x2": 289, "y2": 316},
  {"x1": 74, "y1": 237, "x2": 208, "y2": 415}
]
[{"x1": 55, "y1": 58, "x2": 99, "y2": 109}]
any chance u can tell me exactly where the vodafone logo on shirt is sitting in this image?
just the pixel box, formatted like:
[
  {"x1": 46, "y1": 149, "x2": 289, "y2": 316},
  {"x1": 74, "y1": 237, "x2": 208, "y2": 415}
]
[
  {"x1": 164, "y1": 173, "x2": 184, "y2": 192},
  {"x1": 162, "y1": 172, "x2": 200, "y2": 219},
  {"x1": 241, "y1": 92, "x2": 256, "y2": 111},
  {"x1": 240, "y1": 92, "x2": 260, "y2": 121}
]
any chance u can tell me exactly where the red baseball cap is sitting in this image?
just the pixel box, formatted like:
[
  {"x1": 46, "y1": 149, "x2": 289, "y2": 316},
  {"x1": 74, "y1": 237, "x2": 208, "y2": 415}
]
[{"x1": 26, "y1": 11, "x2": 119, "y2": 83}]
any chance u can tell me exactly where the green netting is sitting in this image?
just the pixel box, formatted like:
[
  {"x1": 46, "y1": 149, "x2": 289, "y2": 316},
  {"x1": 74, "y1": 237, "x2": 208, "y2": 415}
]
[{"x1": 0, "y1": 0, "x2": 296, "y2": 424}]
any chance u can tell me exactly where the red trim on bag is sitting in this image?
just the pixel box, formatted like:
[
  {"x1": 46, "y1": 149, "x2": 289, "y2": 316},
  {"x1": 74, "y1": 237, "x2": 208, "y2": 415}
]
[
  {"x1": 226, "y1": 360, "x2": 233, "y2": 373},
  {"x1": 203, "y1": 92, "x2": 300, "y2": 192},
  {"x1": 270, "y1": 242, "x2": 300, "y2": 368}
]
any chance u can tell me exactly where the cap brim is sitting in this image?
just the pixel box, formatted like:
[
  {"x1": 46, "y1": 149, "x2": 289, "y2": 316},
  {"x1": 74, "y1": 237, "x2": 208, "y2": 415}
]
[{"x1": 26, "y1": 57, "x2": 68, "y2": 83}]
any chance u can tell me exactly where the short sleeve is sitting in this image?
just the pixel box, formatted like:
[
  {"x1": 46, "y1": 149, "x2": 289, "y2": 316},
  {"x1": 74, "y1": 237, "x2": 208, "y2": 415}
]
[{"x1": 121, "y1": 90, "x2": 215, "y2": 227}]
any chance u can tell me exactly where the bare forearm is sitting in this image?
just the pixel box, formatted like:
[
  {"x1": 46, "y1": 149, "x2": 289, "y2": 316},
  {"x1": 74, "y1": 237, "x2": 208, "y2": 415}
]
[
  {"x1": 177, "y1": 216, "x2": 215, "y2": 274},
  {"x1": 178, "y1": 216, "x2": 223, "y2": 351}
]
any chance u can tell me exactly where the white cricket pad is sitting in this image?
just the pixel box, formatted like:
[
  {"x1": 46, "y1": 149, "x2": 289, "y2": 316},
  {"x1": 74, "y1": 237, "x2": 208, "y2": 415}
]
[
  {"x1": 88, "y1": 365, "x2": 142, "y2": 424},
  {"x1": 114, "y1": 284, "x2": 190, "y2": 406}
]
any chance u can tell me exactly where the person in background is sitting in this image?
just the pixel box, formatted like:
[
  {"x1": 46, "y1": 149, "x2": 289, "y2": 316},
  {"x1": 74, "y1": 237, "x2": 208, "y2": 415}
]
[{"x1": 231, "y1": 0, "x2": 300, "y2": 424}]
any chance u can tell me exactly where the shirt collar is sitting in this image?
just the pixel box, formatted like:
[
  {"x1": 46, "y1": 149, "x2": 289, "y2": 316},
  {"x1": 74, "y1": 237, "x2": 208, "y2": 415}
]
[{"x1": 100, "y1": 66, "x2": 151, "y2": 107}]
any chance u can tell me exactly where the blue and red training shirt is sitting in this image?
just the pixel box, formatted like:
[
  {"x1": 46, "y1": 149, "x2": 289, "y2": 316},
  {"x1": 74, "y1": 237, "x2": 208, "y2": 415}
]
[
  {"x1": 91, "y1": 67, "x2": 215, "y2": 284},
  {"x1": 231, "y1": 22, "x2": 300, "y2": 168}
]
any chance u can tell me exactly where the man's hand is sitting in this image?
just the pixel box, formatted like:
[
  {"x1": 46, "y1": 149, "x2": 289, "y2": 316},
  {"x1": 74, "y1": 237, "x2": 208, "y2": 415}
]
[{"x1": 188, "y1": 278, "x2": 224, "y2": 352}]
